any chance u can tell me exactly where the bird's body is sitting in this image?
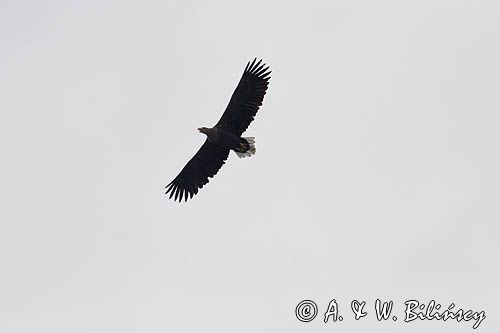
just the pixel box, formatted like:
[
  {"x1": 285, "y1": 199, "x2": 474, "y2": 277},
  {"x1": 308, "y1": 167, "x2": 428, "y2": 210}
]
[
  {"x1": 198, "y1": 126, "x2": 254, "y2": 156},
  {"x1": 165, "y1": 58, "x2": 271, "y2": 202}
]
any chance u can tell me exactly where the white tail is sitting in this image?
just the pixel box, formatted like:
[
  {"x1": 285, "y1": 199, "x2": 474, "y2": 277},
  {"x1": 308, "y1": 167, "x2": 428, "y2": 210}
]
[{"x1": 235, "y1": 137, "x2": 256, "y2": 158}]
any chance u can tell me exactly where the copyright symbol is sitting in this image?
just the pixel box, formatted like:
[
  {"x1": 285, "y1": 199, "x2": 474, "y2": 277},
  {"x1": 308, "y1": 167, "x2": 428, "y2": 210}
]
[{"x1": 295, "y1": 300, "x2": 318, "y2": 322}]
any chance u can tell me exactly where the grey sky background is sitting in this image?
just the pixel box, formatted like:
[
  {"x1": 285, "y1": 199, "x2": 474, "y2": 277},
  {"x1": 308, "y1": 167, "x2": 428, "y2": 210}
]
[{"x1": 1, "y1": 0, "x2": 499, "y2": 332}]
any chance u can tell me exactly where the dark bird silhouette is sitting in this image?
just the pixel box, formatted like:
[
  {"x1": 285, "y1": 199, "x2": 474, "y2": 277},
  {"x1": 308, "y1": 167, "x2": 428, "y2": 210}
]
[{"x1": 165, "y1": 58, "x2": 271, "y2": 202}]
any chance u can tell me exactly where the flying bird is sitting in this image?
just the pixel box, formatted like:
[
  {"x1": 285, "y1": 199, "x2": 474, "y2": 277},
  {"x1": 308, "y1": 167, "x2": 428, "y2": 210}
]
[{"x1": 165, "y1": 58, "x2": 271, "y2": 202}]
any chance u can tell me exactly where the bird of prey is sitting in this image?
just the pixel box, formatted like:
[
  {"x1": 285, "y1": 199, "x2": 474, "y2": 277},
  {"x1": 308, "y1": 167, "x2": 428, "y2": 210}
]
[{"x1": 165, "y1": 58, "x2": 271, "y2": 202}]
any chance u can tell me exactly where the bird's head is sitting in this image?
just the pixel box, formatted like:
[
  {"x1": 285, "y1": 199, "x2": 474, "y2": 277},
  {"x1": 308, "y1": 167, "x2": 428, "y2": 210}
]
[{"x1": 198, "y1": 127, "x2": 210, "y2": 135}]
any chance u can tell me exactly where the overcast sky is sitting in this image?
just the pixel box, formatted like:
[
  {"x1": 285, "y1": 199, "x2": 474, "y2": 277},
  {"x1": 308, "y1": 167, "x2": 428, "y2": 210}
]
[{"x1": 1, "y1": 0, "x2": 499, "y2": 332}]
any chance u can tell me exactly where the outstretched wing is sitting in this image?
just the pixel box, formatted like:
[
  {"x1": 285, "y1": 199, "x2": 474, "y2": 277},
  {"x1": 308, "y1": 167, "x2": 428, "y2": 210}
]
[
  {"x1": 215, "y1": 58, "x2": 271, "y2": 136},
  {"x1": 165, "y1": 140, "x2": 230, "y2": 202}
]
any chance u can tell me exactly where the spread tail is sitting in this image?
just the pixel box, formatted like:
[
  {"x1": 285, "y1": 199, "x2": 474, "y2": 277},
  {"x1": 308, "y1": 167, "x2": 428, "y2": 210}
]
[{"x1": 235, "y1": 137, "x2": 256, "y2": 158}]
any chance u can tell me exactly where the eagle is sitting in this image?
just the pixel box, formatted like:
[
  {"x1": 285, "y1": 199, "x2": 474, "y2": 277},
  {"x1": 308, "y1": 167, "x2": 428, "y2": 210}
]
[{"x1": 165, "y1": 58, "x2": 271, "y2": 202}]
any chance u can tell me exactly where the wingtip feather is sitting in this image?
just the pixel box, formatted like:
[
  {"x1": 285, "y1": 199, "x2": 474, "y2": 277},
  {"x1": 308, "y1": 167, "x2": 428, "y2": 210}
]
[{"x1": 247, "y1": 58, "x2": 257, "y2": 72}]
